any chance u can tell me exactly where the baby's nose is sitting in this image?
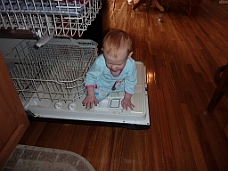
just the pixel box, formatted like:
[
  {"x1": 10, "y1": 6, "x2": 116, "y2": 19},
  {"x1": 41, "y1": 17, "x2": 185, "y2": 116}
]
[{"x1": 111, "y1": 65, "x2": 117, "y2": 70}]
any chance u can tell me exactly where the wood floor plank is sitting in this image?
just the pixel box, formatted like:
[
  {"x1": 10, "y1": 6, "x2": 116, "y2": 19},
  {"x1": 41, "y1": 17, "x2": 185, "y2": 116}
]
[{"x1": 181, "y1": 103, "x2": 208, "y2": 171}]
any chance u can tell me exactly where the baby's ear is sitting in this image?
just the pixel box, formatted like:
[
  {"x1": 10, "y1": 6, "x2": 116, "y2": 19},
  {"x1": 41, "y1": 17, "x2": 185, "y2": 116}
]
[{"x1": 128, "y1": 52, "x2": 133, "y2": 58}]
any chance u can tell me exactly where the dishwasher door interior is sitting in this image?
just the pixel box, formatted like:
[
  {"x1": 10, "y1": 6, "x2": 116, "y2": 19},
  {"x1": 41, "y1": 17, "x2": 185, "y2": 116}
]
[{"x1": 0, "y1": 38, "x2": 150, "y2": 129}]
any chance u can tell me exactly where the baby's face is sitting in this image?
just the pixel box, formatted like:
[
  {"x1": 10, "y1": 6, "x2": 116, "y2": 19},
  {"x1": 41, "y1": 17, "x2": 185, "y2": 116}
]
[{"x1": 103, "y1": 48, "x2": 129, "y2": 72}]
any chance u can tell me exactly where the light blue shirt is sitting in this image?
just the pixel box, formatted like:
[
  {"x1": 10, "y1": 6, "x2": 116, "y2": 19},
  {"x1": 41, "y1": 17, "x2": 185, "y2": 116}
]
[{"x1": 85, "y1": 54, "x2": 137, "y2": 94}]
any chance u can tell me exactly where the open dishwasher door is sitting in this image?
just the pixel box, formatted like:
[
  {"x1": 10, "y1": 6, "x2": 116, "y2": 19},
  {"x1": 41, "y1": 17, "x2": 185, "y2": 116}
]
[{"x1": 1, "y1": 38, "x2": 150, "y2": 129}]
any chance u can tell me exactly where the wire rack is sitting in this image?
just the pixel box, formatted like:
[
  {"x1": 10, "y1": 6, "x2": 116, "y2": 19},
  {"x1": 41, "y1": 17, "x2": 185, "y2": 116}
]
[
  {"x1": 5, "y1": 38, "x2": 98, "y2": 103},
  {"x1": 0, "y1": 0, "x2": 102, "y2": 37}
]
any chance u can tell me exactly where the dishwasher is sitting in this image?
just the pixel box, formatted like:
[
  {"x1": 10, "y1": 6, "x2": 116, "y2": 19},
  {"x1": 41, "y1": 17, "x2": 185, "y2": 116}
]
[{"x1": 0, "y1": 0, "x2": 150, "y2": 129}]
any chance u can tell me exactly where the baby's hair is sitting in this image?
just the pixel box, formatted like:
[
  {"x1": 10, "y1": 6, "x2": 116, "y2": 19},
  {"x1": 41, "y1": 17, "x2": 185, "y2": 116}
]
[{"x1": 102, "y1": 29, "x2": 132, "y2": 57}]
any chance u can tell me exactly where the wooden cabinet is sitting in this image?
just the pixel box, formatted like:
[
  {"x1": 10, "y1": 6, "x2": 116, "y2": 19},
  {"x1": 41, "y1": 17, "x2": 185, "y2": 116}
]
[{"x1": 0, "y1": 52, "x2": 30, "y2": 169}]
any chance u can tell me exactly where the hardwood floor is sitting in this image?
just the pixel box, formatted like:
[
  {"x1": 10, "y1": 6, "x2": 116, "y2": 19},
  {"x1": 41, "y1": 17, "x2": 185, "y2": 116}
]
[{"x1": 19, "y1": 0, "x2": 228, "y2": 170}]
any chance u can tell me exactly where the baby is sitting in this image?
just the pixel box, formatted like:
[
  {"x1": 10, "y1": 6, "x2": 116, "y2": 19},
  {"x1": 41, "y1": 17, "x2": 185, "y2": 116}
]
[{"x1": 82, "y1": 29, "x2": 137, "y2": 110}]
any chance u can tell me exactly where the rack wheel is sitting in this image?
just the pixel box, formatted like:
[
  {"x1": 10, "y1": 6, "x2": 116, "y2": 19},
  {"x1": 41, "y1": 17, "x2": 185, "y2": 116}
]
[
  {"x1": 68, "y1": 103, "x2": 77, "y2": 110},
  {"x1": 54, "y1": 102, "x2": 63, "y2": 109}
]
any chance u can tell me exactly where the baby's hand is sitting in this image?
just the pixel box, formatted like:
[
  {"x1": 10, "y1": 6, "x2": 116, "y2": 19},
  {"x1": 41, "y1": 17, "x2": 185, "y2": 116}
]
[
  {"x1": 82, "y1": 95, "x2": 98, "y2": 109},
  {"x1": 121, "y1": 97, "x2": 135, "y2": 111}
]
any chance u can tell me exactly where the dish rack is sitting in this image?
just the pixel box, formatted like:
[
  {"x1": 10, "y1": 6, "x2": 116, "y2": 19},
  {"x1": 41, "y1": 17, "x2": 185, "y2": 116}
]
[
  {"x1": 0, "y1": 0, "x2": 102, "y2": 38},
  {"x1": 4, "y1": 38, "x2": 98, "y2": 108}
]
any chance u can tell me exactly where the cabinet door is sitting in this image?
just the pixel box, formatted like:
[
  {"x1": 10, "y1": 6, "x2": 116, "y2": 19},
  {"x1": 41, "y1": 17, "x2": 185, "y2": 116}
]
[{"x1": 0, "y1": 53, "x2": 30, "y2": 169}]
